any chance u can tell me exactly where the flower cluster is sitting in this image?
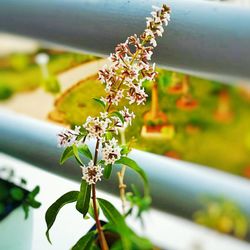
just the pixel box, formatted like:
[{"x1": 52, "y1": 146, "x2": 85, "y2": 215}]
[
  {"x1": 102, "y1": 138, "x2": 121, "y2": 165},
  {"x1": 83, "y1": 116, "x2": 110, "y2": 140},
  {"x1": 120, "y1": 107, "x2": 135, "y2": 127},
  {"x1": 145, "y1": 5, "x2": 171, "y2": 47},
  {"x1": 57, "y1": 4, "x2": 171, "y2": 185},
  {"x1": 98, "y1": 4, "x2": 170, "y2": 107},
  {"x1": 57, "y1": 126, "x2": 81, "y2": 147},
  {"x1": 81, "y1": 160, "x2": 103, "y2": 185}
]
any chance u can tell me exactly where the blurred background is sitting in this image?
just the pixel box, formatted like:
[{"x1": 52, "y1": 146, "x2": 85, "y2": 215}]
[{"x1": 0, "y1": 1, "x2": 250, "y2": 250}]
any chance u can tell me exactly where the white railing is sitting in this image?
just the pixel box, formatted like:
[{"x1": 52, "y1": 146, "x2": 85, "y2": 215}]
[
  {"x1": 0, "y1": 109, "x2": 249, "y2": 223},
  {"x1": 0, "y1": 0, "x2": 249, "y2": 83}
]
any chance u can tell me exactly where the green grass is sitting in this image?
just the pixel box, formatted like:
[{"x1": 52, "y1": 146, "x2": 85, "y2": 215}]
[{"x1": 51, "y1": 71, "x2": 250, "y2": 177}]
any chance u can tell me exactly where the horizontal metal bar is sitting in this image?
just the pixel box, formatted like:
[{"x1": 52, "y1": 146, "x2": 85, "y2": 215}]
[
  {"x1": 0, "y1": 0, "x2": 250, "y2": 83},
  {"x1": 0, "y1": 109, "x2": 250, "y2": 225}
]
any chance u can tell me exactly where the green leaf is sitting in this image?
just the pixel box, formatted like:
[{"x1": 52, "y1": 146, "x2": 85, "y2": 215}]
[
  {"x1": 120, "y1": 145, "x2": 131, "y2": 156},
  {"x1": 110, "y1": 240, "x2": 123, "y2": 250},
  {"x1": 89, "y1": 244, "x2": 100, "y2": 250},
  {"x1": 28, "y1": 199, "x2": 41, "y2": 208},
  {"x1": 88, "y1": 200, "x2": 98, "y2": 220},
  {"x1": 93, "y1": 98, "x2": 106, "y2": 109},
  {"x1": 21, "y1": 178, "x2": 27, "y2": 185},
  {"x1": 0, "y1": 203, "x2": 5, "y2": 214},
  {"x1": 111, "y1": 111, "x2": 124, "y2": 124},
  {"x1": 103, "y1": 164, "x2": 112, "y2": 179},
  {"x1": 26, "y1": 186, "x2": 41, "y2": 209},
  {"x1": 45, "y1": 191, "x2": 79, "y2": 244},
  {"x1": 10, "y1": 187, "x2": 24, "y2": 201},
  {"x1": 99, "y1": 200, "x2": 152, "y2": 250},
  {"x1": 76, "y1": 180, "x2": 91, "y2": 216},
  {"x1": 97, "y1": 198, "x2": 126, "y2": 228},
  {"x1": 60, "y1": 146, "x2": 74, "y2": 165},
  {"x1": 97, "y1": 198, "x2": 131, "y2": 250},
  {"x1": 78, "y1": 144, "x2": 93, "y2": 160},
  {"x1": 79, "y1": 126, "x2": 88, "y2": 135},
  {"x1": 73, "y1": 145, "x2": 83, "y2": 165},
  {"x1": 22, "y1": 203, "x2": 29, "y2": 220},
  {"x1": 130, "y1": 234, "x2": 152, "y2": 250},
  {"x1": 115, "y1": 157, "x2": 149, "y2": 195},
  {"x1": 71, "y1": 231, "x2": 96, "y2": 250},
  {"x1": 28, "y1": 186, "x2": 40, "y2": 198},
  {"x1": 105, "y1": 132, "x2": 113, "y2": 140},
  {"x1": 126, "y1": 185, "x2": 151, "y2": 219}
]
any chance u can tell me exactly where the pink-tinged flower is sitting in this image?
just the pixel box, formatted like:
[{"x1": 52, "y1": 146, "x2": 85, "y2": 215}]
[
  {"x1": 81, "y1": 160, "x2": 103, "y2": 185},
  {"x1": 144, "y1": 4, "x2": 171, "y2": 46},
  {"x1": 127, "y1": 85, "x2": 148, "y2": 105},
  {"x1": 121, "y1": 64, "x2": 140, "y2": 81},
  {"x1": 102, "y1": 138, "x2": 121, "y2": 165},
  {"x1": 98, "y1": 65, "x2": 119, "y2": 91},
  {"x1": 140, "y1": 62, "x2": 157, "y2": 81},
  {"x1": 102, "y1": 89, "x2": 124, "y2": 106},
  {"x1": 115, "y1": 42, "x2": 131, "y2": 59},
  {"x1": 83, "y1": 116, "x2": 109, "y2": 140},
  {"x1": 140, "y1": 46, "x2": 153, "y2": 62},
  {"x1": 97, "y1": 5, "x2": 170, "y2": 111},
  {"x1": 57, "y1": 126, "x2": 81, "y2": 147},
  {"x1": 127, "y1": 34, "x2": 142, "y2": 50},
  {"x1": 120, "y1": 107, "x2": 135, "y2": 127}
]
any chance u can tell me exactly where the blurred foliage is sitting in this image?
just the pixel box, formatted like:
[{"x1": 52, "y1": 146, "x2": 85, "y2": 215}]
[
  {"x1": 42, "y1": 76, "x2": 60, "y2": 94},
  {"x1": 0, "y1": 50, "x2": 99, "y2": 100},
  {"x1": 49, "y1": 69, "x2": 250, "y2": 178},
  {"x1": 0, "y1": 167, "x2": 41, "y2": 220},
  {"x1": 193, "y1": 196, "x2": 249, "y2": 239},
  {"x1": 9, "y1": 53, "x2": 30, "y2": 71},
  {"x1": 0, "y1": 84, "x2": 13, "y2": 100},
  {"x1": 126, "y1": 184, "x2": 151, "y2": 225}
]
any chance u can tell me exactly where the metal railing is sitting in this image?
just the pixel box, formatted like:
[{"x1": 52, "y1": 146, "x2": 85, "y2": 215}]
[
  {"x1": 0, "y1": 0, "x2": 250, "y2": 83},
  {"x1": 0, "y1": 110, "x2": 250, "y2": 224}
]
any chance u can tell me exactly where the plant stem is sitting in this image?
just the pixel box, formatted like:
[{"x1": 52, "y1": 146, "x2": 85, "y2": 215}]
[
  {"x1": 92, "y1": 184, "x2": 109, "y2": 250},
  {"x1": 94, "y1": 139, "x2": 100, "y2": 165},
  {"x1": 92, "y1": 139, "x2": 109, "y2": 250},
  {"x1": 115, "y1": 40, "x2": 148, "y2": 212},
  {"x1": 106, "y1": 44, "x2": 144, "y2": 113},
  {"x1": 117, "y1": 128, "x2": 127, "y2": 214},
  {"x1": 117, "y1": 166, "x2": 127, "y2": 214}
]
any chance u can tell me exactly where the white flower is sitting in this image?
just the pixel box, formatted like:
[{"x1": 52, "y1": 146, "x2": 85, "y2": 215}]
[
  {"x1": 120, "y1": 107, "x2": 135, "y2": 127},
  {"x1": 81, "y1": 160, "x2": 103, "y2": 185},
  {"x1": 100, "y1": 112, "x2": 109, "y2": 119},
  {"x1": 144, "y1": 28, "x2": 155, "y2": 38},
  {"x1": 102, "y1": 138, "x2": 121, "y2": 165},
  {"x1": 150, "y1": 37, "x2": 157, "y2": 47},
  {"x1": 83, "y1": 116, "x2": 109, "y2": 140},
  {"x1": 127, "y1": 85, "x2": 148, "y2": 105},
  {"x1": 57, "y1": 126, "x2": 81, "y2": 147},
  {"x1": 103, "y1": 89, "x2": 124, "y2": 106}
]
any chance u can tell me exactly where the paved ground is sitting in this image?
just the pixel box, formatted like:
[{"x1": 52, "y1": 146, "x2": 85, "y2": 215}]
[{"x1": 0, "y1": 58, "x2": 108, "y2": 120}]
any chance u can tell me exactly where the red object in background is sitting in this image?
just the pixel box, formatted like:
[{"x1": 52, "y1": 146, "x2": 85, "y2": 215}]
[
  {"x1": 243, "y1": 166, "x2": 250, "y2": 178},
  {"x1": 168, "y1": 83, "x2": 185, "y2": 95},
  {"x1": 164, "y1": 150, "x2": 181, "y2": 160},
  {"x1": 176, "y1": 95, "x2": 198, "y2": 110},
  {"x1": 146, "y1": 125, "x2": 164, "y2": 133}
]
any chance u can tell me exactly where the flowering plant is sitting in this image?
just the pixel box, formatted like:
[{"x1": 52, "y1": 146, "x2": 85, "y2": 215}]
[{"x1": 45, "y1": 4, "x2": 170, "y2": 250}]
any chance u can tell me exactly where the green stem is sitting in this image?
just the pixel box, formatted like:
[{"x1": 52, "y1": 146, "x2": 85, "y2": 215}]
[{"x1": 117, "y1": 128, "x2": 127, "y2": 214}]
